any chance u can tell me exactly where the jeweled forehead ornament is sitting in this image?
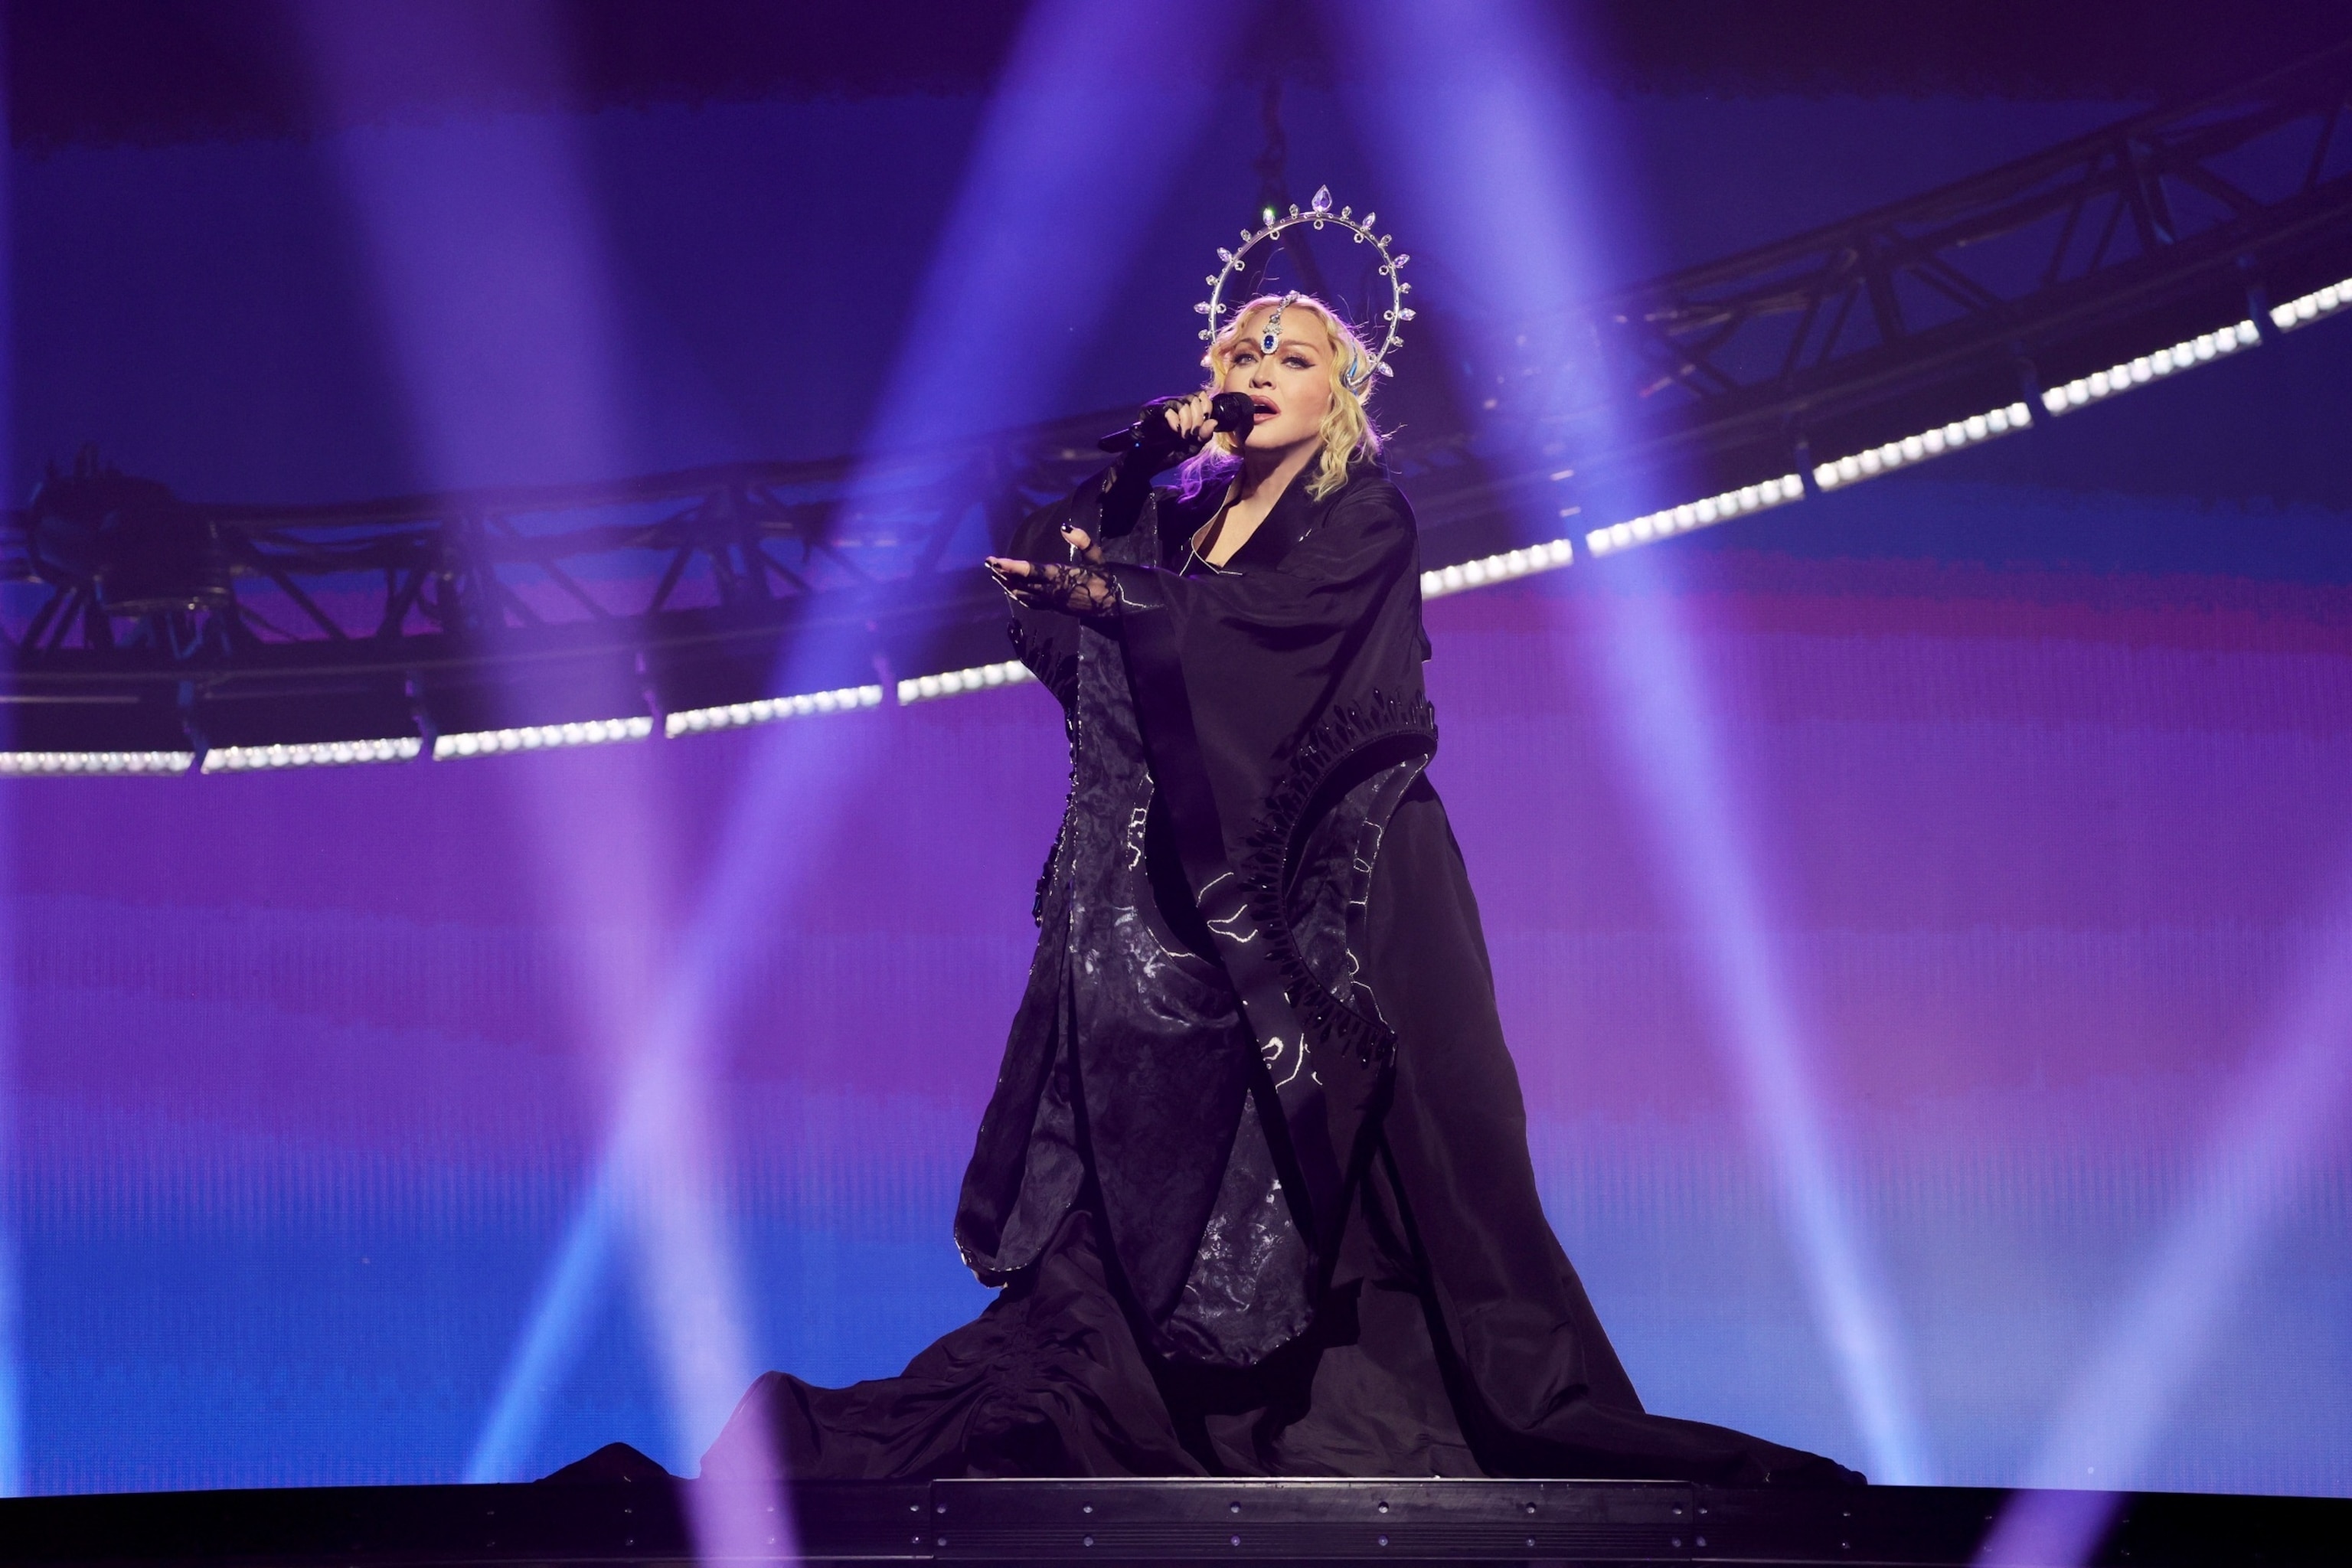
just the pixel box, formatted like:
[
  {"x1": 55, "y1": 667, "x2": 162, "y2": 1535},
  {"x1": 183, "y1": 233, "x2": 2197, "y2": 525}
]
[
  {"x1": 1198, "y1": 185, "x2": 1412, "y2": 392},
  {"x1": 1259, "y1": 292, "x2": 1301, "y2": 354}
]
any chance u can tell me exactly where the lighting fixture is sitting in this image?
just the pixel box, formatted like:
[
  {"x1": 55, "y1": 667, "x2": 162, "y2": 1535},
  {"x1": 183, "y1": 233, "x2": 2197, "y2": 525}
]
[
  {"x1": 2270, "y1": 275, "x2": 2352, "y2": 332},
  {"x1": 1812, "y1": 403, "x2": 2034, "y2": 493},
  {"x1": 432, "y1": 716, "x2": 654, "y2": 761},
  {"x1": 1421, "y1": 538, "x2": 1576, "y2": 599},
  {"x1": 897, "y1": 661, "x2": 1036, "y2": 704},
  {"x1": 203, "y1": 737, "x2": 425, "y2": 773},
  {"x1": 2039, "y1": 324, "x2": 2257, "y2": 417},
  {"x1": 664, "y1": 684, "x2": 884, "y2": 737},
  {"x1": 1584, "y1": 474, "x2": 1807, "y2": 558},
  {"x1": 0, "y1": 750, "x2": 193, "y2": 776}
]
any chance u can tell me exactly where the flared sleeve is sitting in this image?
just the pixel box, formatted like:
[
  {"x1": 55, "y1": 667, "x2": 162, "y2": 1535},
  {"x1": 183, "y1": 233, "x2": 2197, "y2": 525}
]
[{"x1": 1001, "y1": 494, "x2": 1086, "y2": 712}]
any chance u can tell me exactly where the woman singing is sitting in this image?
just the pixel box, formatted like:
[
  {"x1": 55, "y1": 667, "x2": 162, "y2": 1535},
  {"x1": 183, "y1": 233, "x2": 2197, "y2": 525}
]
[{"x1": 697, "y1": 291, "x2": 1858, "y2": 1485}]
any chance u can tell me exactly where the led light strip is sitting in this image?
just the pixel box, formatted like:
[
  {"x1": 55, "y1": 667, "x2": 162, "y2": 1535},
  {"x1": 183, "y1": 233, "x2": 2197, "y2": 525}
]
[
  {"x1": 2270, "y1": 274, "x2": 2352, "y2": 332},
  {"x1": 665, "y1": 684, "x2": 884, "y2": 737},
  {"x1": 1814, "y1": 403, "x2": 2034, "y2": 493},
  {"x1": 0, "y1": 750, "x2": 194, "y2": 776},
  {"x1": 203, "y1": 737, "x2": 424, "y2": 773},
  {"x1": 897, "y1": 661, "x2": 1037, "y2": 704},
  {"x1": 1585, "y1": 474, "x2": 1807, "y2": 559},
  {"x1": 2040, "y1": 322, "x2": 2258, "y2": 417},
  {"x1": 1421, "y1": 538, "x2": 1576, "y2": 599},
  {"x1": 432, "y1": 715, "x2": 654, "y2": 760}
]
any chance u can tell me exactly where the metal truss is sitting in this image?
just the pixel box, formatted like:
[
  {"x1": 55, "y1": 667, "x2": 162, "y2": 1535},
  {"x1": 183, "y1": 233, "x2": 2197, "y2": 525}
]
[
  {"x1": 8, "y1": 40, "x2": 2352, "y2": 766},
  {"x1": 1546, "y1": 36, "x2": 2352, "y2": 501},
  {"x1": 0, "y1": 410, "x2": 1521, "y2": 765},
  {"x1": 16, "y1": 421, "x2": 1102, "y2": 646},
  {"x1": 0, "y1": 413, "x2": 1122, "y2": 760}
]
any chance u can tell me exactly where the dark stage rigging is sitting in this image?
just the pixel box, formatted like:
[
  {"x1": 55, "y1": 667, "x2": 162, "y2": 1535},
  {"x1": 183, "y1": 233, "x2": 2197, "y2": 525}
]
[{"x1": 7, "y1": 42, "x2": 2352, "y2": 773}]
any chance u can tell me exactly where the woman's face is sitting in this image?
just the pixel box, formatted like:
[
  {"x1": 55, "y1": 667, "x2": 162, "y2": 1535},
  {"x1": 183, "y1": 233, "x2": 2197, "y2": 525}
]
[{"x1": 1220, "y1": 306, "x2": 1334, "y2": 452}]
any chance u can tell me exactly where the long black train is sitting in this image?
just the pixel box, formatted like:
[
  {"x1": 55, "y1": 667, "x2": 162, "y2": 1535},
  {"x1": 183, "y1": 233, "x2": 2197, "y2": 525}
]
[{"x1": 0, "y1": 1473, "x2": 2341, "y2": 1566}]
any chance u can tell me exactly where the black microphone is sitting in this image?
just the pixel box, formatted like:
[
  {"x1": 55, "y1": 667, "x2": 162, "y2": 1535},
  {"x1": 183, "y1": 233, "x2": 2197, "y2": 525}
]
[{"x1": 1096, "y1": 391, "x2": 1258, "y2": 456}]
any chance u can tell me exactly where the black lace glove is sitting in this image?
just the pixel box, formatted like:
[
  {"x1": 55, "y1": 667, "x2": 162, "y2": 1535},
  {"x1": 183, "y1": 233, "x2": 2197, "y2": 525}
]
[
  {"x1": 986, "y1": 523, "x2": 1117, "y2": 617},
  {"x1": 986, "y1": 558, "x2": 1115, "y2": 616}
]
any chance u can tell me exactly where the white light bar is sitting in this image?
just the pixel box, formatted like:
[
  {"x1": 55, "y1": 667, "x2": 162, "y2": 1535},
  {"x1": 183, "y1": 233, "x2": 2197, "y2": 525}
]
[
  {"x1": 2040, "y1": 322, "x2": 2257, "y2": 417},
  {"x1": 432, "y1": 715, "x2": 654, "y2": 760},
  {"x1": 1421, "y1": 538, "x2": 1576, "y2": 600},
  {"x1": 665, "y1": 684, "x2": 884, "y2": 737},
  {"x1": 1813, "y1": 403, "x2": 2034, "y2": 494},
  {"x1": 898, "y1": 660, "x2": 1037, "y2": 705},
  {"x1": 1585, "y1": 473, "x2": 1806, "y2": 559},
  {"x1": 201, "y1": 737, "x2": 424, "y2": 773},
  {"x1": 2270, "y1": 276, "x2": 2352, "y2": 333},
  {"x1": 0, "y1": 750, "x2": 192, "y2": 776}
]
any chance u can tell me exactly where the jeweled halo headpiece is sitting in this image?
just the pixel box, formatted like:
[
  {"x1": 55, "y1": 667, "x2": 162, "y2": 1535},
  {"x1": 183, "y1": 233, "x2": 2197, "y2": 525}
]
[{"x1": 1197, "y1": 185, "x2": 1411, "y2": 392}]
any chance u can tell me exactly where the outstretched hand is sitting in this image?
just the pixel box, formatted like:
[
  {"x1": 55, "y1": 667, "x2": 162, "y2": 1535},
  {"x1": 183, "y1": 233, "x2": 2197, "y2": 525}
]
[{"x1": 986, "y1": 522, "x2": 1115, "y2": 616}]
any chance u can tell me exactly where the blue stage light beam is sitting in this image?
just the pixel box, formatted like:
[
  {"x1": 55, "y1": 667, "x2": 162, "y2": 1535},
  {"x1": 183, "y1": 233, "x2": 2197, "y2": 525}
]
[
  {"x1": 0, "y1": 31, "x2": 26, "y2": 1501},
  {"x1": 1579, "y1": 559, "x2": 1933, "y2": 1485},
  {"x1": 462, "y1": 704, "x2": 885, "y2": 1485},
  {"x1": 0, "y1": 800, "x2": 24, "y2": 1504},
  {"x1": 0, "y1": 812, "x2": 22, "y2": 1499},
  {"x1": 461, "y1": 0, "x2": 1242, "y2": 1490},
  {"x1": 0, "y1": 1207, "x2": 17, "y2": 1498},
  {"x1": 1978, "y1": 889, "x2": 2352, "y2": 1564},
  {"x1": 292, "y1": 8, "x2": 789, "y2": 1537},
  {"x1": 1333, "y1": 0, "x2": 1932, "y2": 1482},
  {"x1": 841, "y1": 0, "x2": 1241, "y2": 463},
  {"x1": 465, "y1": 1165, "x2": 619, "y2": 1484}
]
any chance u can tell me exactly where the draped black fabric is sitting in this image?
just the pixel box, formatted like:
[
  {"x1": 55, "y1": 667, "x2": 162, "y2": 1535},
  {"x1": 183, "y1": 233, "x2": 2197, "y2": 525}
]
[{"x1": 695, "y1": 461, "x2": 1862, "y2": 1486}]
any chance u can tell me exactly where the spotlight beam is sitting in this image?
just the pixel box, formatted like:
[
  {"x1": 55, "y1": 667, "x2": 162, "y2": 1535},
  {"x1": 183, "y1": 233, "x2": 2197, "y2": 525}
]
[
  {"x1": 290, "y1": 11, "x2": 787, "y2": 1544},
  {"x1": 1980, "y1": 887, "x2": 2352, "y2": 1564},
  {"x1": 1583, "y1": 562, "x2": 1934, "y2": 1485},
  {"x1": 0, "y1": 25, "x2": 29, "y2": 1499},
  {"x1": 1335, "y1": 0, "x2": 1932, "y2": 1482},
  {"x1": 465, "y1": 1169, "x2": 619, "y2": 1484},
  {"x1": 0, "y1": 823, "x2": 22, "y2": 1496},
  {"x1": 466, "y1": 0, "x2": 1243, "y2": 1488}
]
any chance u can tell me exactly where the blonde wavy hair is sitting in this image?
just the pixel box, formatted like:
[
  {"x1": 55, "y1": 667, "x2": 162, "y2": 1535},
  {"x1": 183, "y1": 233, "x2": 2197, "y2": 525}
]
[{"x1": 1177, "y1": 292, "x2": 1384, "y2": 501}]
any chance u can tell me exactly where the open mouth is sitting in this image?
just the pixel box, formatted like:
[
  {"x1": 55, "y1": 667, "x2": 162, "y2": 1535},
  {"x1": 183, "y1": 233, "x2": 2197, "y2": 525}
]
[{"x1": 1250, "y1": 397, "x2": 1279, "y2": 421}]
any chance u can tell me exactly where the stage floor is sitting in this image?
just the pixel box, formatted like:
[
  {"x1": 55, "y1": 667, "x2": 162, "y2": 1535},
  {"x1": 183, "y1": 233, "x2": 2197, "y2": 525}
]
[{"x1": 0, "y1": 1472, "x2": 2343, "y2": 1566}]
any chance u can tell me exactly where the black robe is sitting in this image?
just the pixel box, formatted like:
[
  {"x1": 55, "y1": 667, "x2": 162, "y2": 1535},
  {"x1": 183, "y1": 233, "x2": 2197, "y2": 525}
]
[{"x1": 697, "y1": 461, "x2": 1860, "y2": 1485}]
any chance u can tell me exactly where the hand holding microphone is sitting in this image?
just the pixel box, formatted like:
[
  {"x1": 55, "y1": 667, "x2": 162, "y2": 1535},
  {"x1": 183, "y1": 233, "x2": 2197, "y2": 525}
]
[{"x1": 1096, "y1": 390, "x2": 1258, "y2": 459}]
